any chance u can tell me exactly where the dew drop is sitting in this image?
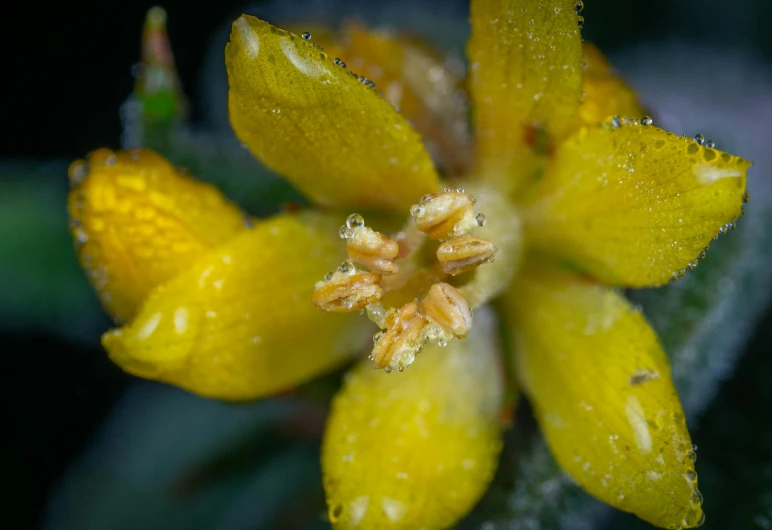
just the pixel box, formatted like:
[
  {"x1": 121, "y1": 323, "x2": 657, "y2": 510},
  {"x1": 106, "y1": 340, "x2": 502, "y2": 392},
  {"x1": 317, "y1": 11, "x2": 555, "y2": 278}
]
[
  {"x1": 324, "y1": 272, "x2": 333, "y2": 281},
  {"x1": 373, "y1": 331, "x2": 384, "y2": 343},
  {"x1": 330, "y1": 503, "x2": 343, "y2": 521},
  {"x1": 575, "y1": 0, "x2": 584, "y2": 13},
  {"x1": 475, "y1": 213, "x2": 487, "y2": 226},
  {"x1": 338, "y1": 261, "x2": 354, "y2": 273},
  {"x1": 346, "y1": 213, "x2": 365, "y2": 228},
  {"x1": 339, "y1": 225, "x2": 354, "y2": 239},
  {"x1": 641, "y1": 115, "x2": 653, "y2": 126},
  {"x1": 577, "y1": 15, "x2": 584, "y2": 27},
  {"x1": 694, "y1": 133, "x2": 706, "y2": 145},
  {"x1": 437, "y1": 339, "x2": 448, "y2": 347},
  {"x1": 301, "y1": 31, "x2": 312, "y2": 40},
  {"x1": 68, "y1": 160, "x2": 89, "y2": 188},
  {"x1": 705, "y1": 139, "x2": 715, "y2": 148}
]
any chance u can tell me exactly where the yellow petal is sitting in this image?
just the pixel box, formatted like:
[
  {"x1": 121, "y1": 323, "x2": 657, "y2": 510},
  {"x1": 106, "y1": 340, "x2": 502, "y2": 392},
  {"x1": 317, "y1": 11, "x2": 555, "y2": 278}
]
[
  {"x1": 522, "y1": 122, "x2": 750, "y2": 287},
  {"x1": 322, "y1": 308, "x2": 504, "y2": 529},
  {"x1": 67, "y1": 148, "x2": 246, "y2": 323},
  {"x1": 503, "y1": 266, "x2": 703, "y2": 529},
  {"x1": 577, "y1": 42, "x2": 645, "y2": 129},
  {"x1": 102, "y1": 212, "x2": 371, "y2": 400},
  {"x1": 226, "y1": 16, "x2": 439, "y2": 212},
  {"x1": 467, "y1": 0, "x2": 583, "y2": 191},
  {"x1": 342, "y1": 23, "x2": 471, "y2": 176}
]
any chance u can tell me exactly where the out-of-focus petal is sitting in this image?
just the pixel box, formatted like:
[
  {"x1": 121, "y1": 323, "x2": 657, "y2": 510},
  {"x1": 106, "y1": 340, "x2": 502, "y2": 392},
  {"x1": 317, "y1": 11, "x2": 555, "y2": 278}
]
[
  {"x1": 67, "y1": 148, "x2": 245, "y2": 323},
  {"x1": 522, "y1": 122, "x2": 750, "y2": 287},
  {"x1": 321, "y1": 308, "x2": 504, "y2": 529},
  {"x1": 467, "y1": 0, "x2": 583, "y2": 192},
  {"x1": 226, "y1": 16, "x2": 439, "y2": 212},
  {"x1": 102, "y1": 212, "x2": 371, "y2": 400},
  {"x1": 503, "y1": 266, "x2": 703, "y2": 529},
  {"x1": 342, "y1": 23, "x2": 471, "y2": 175},
  {"x1": 576, "y1": 43, "x2": 645, "y2": 129}
]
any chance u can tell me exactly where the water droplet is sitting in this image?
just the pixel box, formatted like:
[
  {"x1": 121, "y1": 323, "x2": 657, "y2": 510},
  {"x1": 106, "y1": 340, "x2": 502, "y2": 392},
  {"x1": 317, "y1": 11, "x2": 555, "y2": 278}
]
[
  {"x1": 301, "y1": 31, "x2": 311, "y2": 40},
  {"x1": 575, "y1": 0, "x2": 584, "y2": 13},
  {"x1": 346, "y1": 213, "x2": 365, "y2": 228},
  {"x1": 384, "y1": 366, "x2": 393, "y2": 373},
  {"x1": 330, "y1": 503, "x2": 343, "y2": 521},
  {"x1": 641, "y1": 116, "x2": 653, "y2": 126},
  {"x1": 68, "y1": 160, "x2": 89, "y2": 187},
  {"x1": 338, "y1": 261, "x2": 354, "y2": 273},
  {"x1": 609, "y1": 115, "x2": 621, "y2": 128},
  {"x1": 324, "y1": 272, "x2": 333, "y2": 281},
  {"x1": 684, "y1": 470, "x2": 697, "y2": 482},
  {"x1": 74, "y1": 227, "x2": 89, "y2": 245},
  {"x1": 694, "y1": 134, "x2": 706, "y2": 145},
  {"x1": 705, "y1": 139, "x2": 715, "y2": 148},
  {"x1": 577, "y1": 15, "x2": 584, "y2": 27},
  {"x1": 339, "y1": 225, "x2": 354, "y2": 239},
  {"x1": 476, "y1": 213, "x2": 487, "y2": 226},
  {"x1": 373, "y1": 331, "x2": 384, "y2": 343},
  {"x1": 437, "y1": 339, "x2": 448, "y2": 347}
]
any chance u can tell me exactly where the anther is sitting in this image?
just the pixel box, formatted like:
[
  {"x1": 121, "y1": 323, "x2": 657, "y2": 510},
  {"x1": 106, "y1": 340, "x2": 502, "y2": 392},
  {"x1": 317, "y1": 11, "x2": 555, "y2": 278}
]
[
  {"x1": 340, "y1": 214, "x2": 400, "y2": 275},
  {"x1": 436, "y1": 234, "x2": 497, "y2": 276},
  {"x1": 346, "y1": 227, "x2": 400, "y2": 275},
  {"x1": 312, "y1": 267, "x2": 383, "y2": 312},
  {"x1": 421, "y1": 283, "x2": 472, "y2": 338},
  {"x1": 409, "y1": 190, "x2": 477, "y2": 240},
  {"x1": 371, "y1": 300, "x2": 429, "y2": 371}
]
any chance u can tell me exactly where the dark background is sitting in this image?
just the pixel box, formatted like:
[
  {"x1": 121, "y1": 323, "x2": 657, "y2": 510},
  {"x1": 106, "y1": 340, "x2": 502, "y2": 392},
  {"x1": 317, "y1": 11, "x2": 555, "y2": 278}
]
[{"x1": 2, "y1": 1, "x2": 771, "y2": 529}]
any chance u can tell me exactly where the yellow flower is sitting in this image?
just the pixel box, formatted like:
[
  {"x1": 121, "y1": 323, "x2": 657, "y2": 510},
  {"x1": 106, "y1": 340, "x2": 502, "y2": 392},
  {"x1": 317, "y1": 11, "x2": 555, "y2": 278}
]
[{"x1": 68, "y1": 1, "x2": 750, "y2": 529}]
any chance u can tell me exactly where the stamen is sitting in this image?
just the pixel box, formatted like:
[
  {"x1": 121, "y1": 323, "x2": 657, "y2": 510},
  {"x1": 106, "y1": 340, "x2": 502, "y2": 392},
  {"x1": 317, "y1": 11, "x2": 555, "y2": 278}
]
[
  {"x1": 370, "y1": 300, "x2": 430, "y2": 371},
  {"x1": 436, "y1": 235, "x2": 497, "y2": 276},
  {"x1": 312, "y1": 263, "x2": 382, "y2": 312},
  {"x1": 341, "y1": 214, "x2": 400, "y2": 275},
  {"x1": 409, "y1": 190, "x2": 477, "y2": 240},
  {"x1": 421, "y1": 282, "x2": 473, "y2": 338},
  {"x1": 312, "y1": 186, "x2": 508, "y2": 372}
]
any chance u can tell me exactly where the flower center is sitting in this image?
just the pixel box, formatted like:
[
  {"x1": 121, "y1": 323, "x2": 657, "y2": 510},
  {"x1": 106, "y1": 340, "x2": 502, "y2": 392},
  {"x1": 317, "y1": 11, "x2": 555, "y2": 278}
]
[{"x1": 312, "y1": 188, "x2": 500, "y2": 372}]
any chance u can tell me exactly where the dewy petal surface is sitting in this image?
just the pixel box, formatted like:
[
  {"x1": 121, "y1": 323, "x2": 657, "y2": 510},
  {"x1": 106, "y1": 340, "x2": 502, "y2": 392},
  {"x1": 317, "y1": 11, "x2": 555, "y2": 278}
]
[
  {"x1": 522, "y1": 122, "x2": 749, "y2": 287},
  {"x1": 467, "y1": 0, "x2": 582, "y2": 190},
  {"x1": 575, "y1": 43, "x2": 645, "y2": 130},
  {"x1": 322, "y1": 309, "x2": 504, "y2": 529},
  {"x1": 67, "y1": 148, "x2": 246, "y2": 323},
  {"x1": 503, "y1": 266, "x2": 703, "y2": 529},
  {"x1": 102, "y1": 212, "x2": 371, "y2": 400},
  {"x1": 226, "y1": 16, "x2": 439, "y2": 212}
]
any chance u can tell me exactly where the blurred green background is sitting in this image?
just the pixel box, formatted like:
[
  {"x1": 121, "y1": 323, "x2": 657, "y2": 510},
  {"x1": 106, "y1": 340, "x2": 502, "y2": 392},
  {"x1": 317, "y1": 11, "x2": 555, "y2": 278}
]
[{"x1": 2, "y1": 0, "x2": 772, "y2": 529}]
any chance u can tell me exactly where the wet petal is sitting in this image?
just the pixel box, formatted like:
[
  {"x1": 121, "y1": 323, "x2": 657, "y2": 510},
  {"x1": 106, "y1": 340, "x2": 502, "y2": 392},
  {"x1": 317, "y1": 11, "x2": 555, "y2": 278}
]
[
  {"x1": 226, "y1": 16, "x2": 439, "y2": 212},
  {"x1": 503, "y1": 266, "x2": 703, "y2": 529},
  {"x1": 576, "y1": 43, "x2": 645, "y2": 129},
  {"x1": 341, "y1": 23, "x2": 471, "y2": 175},
  {"x1": 467, "y1": 0, "x2": 583, "y2": 191},
  {"x1": 322, "y1": 308, "x2": 504, "y2": 529},
  {"x1": 67, "y1": 148, "x2": 245, "y2": 323},
  {"x1": 522, "y1": 122, "x2": 750, "y2": 287},
  {"x1": 102, "y1": 212, "x2": 371, "y2": 400}
]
